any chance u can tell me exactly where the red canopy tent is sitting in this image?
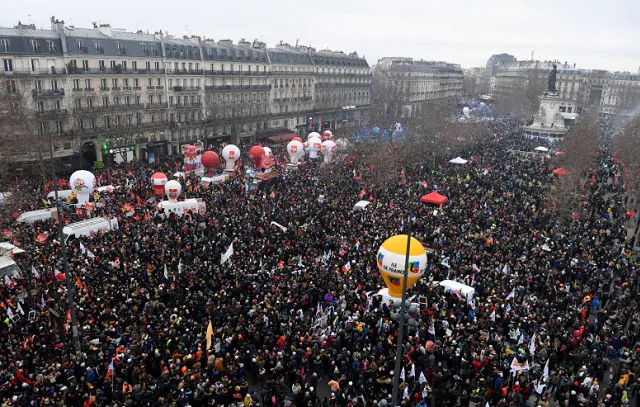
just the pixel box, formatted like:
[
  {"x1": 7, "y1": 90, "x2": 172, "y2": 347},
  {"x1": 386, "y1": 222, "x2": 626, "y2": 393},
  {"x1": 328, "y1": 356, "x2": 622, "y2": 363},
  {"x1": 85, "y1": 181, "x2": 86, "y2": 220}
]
[
  {"x1": 554, "y1": 151, "x2": 566, "y2": 157},
  {"x1": 420, "y1": 191, "x2": 448, "y2": 206},
  {"x1": 553, "y1": 168, "x2": 567, "y2": 176}
]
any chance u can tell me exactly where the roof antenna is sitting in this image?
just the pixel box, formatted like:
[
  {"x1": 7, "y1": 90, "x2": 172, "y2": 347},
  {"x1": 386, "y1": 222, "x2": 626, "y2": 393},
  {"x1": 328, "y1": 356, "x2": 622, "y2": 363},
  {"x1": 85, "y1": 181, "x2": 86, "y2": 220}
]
[{"x1": 28, "y1": 14, "x2": 32, "y2": 25}]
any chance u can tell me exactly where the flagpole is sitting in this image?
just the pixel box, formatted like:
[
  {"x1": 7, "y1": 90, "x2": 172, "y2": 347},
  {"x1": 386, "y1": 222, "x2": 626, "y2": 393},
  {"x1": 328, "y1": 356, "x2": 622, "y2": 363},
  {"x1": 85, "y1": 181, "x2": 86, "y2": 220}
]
[
  {"x1": 49, "y1": 134, "x2": 82, "y2": 359},
  {"x1": 392, "y1": 216, "x2": 412, "y2": 407}
]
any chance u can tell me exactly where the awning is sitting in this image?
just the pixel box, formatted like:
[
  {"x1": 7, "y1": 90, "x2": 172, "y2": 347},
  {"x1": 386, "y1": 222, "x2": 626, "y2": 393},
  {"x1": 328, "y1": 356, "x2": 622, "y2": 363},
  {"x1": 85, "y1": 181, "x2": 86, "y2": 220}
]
[{"x1": 266, "y1": 133, "x2": 297, "y2": 143}]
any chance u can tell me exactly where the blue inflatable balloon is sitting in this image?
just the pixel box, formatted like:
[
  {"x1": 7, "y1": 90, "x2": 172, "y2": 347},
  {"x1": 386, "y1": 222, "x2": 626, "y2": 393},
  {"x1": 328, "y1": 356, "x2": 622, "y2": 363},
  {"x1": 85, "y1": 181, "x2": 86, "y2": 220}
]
[{"x1": 373, "y1": 127, "x2": 380, "y2": 134}]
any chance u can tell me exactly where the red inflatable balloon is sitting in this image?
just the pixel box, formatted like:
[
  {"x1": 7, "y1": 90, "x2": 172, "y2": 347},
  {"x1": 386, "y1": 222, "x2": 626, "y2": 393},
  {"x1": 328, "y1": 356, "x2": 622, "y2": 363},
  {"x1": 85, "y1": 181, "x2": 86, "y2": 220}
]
[
  {"x1": 248, "y1": 145, "x2": 265, "y2": 170},
  {"x1": 292, "y1": 137, "x2": 303, "y2": 143},
  {"x1": 201, "y1": 151, "x2": 220, "y2": 175}
]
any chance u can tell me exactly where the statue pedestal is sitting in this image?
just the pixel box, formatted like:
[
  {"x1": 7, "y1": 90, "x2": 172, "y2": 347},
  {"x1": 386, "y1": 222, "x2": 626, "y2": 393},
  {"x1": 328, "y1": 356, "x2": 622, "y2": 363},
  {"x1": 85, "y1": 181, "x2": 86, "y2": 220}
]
[{"x1": 522, "y1": 90, "x2": 569, "y2": 142}]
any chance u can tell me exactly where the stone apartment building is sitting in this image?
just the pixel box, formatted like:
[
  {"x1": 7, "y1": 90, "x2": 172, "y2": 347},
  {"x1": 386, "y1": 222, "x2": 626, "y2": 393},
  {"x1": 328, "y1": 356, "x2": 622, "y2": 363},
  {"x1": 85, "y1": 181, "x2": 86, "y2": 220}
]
[{"x1": 0, "y1": 18, "x2": 371, "y2": 168}]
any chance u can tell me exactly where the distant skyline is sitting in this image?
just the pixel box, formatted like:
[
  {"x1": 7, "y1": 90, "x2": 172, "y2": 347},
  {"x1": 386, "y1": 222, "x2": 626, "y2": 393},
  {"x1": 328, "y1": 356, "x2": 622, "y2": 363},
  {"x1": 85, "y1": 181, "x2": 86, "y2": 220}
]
[{"x1": 2, "y1": 0, "x2": 639, "y2": 73}]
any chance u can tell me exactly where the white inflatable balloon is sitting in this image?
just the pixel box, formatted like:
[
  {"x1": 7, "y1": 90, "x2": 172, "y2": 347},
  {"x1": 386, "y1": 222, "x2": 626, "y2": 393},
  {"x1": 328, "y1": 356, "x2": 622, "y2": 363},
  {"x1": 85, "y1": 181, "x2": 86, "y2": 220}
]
[
  {"x1": 321, "y1": 140, "x2": 337, "y2": 164},
  {"x1": 307, "y1": 136, "x2": 322, "y2": 159},
  {"x1": 69, "y1": 170, "x2": 95, "y2": 204},
  {"x1": 164, "y1": 180, "x2": 182, "y2": 203},
  {"x1": 335, "y1": 138, "x2": 348, "y2": 150},
  {"x1": 463, "y1": 106, "x2": 470, "y2": 118},
  {"x1": 307, "y1": 132, "x2": 321, "y2": 141},
  {"x1": 263, "y1": 147, "x2": 273, "y2": 158},
  {"x1": 287, "y1": 140, "x2": 304, "y2": 164},
  {"x1": 221, "y1": 144, "x2": 240, "y2": 171}
]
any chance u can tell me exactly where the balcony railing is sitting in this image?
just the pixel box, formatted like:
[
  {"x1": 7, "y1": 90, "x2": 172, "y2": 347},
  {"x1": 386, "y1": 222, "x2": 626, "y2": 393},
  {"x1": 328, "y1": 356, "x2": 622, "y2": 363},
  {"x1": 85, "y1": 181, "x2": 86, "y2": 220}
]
[
  {"x1": 99, "y1": 86, "x2": 110, "y2": 91},
  {"x1": 173, "y1": 102, "x2": 203, "y2": 109},
  {"x1": 172, "y1": 86, "x2": 201, "y2": 92},
  {"x1": 3, "y1": 68, "x2": 68, "y2": 75},
  {"x1": 204, "y1": 84, "x2": 270, "y2": 91},
  {"x1": 32, "y1": 89, "x2": 65, "y2": 97},
  {"x1": 168, "y1": 69, "x2": 204, "y2": 75},
  {"x1": 68, "y1": 67, "x2": 163, "y2": 75},
  {"x1": 36, "y1": 109, "x2": 68, "y2": 119}
]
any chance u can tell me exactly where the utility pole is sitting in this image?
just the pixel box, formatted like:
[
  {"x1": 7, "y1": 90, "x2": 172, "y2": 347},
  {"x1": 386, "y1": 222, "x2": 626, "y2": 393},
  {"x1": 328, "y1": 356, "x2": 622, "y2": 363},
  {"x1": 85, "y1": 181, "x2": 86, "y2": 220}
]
[
  {"x1": 391, "y1": 217, "x2": 413, "y2": 407},
  {"x1": 48, "y1": 135, "x2": 82, "y2": 359}
]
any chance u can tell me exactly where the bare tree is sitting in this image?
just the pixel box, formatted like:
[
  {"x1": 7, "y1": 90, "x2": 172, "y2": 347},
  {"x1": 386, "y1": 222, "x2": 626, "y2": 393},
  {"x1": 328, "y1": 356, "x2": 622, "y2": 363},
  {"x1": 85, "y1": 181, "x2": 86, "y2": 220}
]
[
  {"x1": 494, "y1": 67, "x2": 547, "y2": 118},
  {"x1": 369, "y1": 69, "x2": 410, "y2": 139},
  {"x1": 104, "y1": 102, "x2": 144, "y2": 164},
  {"x1": 196, "y1": 95, "x2": 224, "y2": 149},
  {"x1": 0, "y1": 84, "x2": 50, "y2": 180},
  {"x1": 550, "y1": 112, "x2": 601, "y2": 221}
]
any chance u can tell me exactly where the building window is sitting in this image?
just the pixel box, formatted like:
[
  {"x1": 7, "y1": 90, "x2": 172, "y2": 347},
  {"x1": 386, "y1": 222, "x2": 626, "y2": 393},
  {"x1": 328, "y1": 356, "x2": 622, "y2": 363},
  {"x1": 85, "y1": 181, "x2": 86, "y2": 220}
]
[
  {"x1": 82, "y1": 60, "x2": 89, "y2": 71},
  {"x1": 0, "y1": 39, "x2": 10, "y2": 53},
  {"x1": 46, "y1": 40, "x2": 56, "y2": 53},
  {"x1": 123, "y1": 78, "x2": 129, "y2": 87},
  {"x1": 100, "y1": 78, "x2": 107, "y2": 89},
  {"x1": 2, "y1": 58, "x2": 13, "y2": 72},
  {"x1": 55, "y1": 121, "x2": 63, "y2": 134},
  {"x1": 30, "y1": 40, "x2": 41, "y2": 53},
  {"x1": 77, "y1": 40, "x2": 87, "y2": 53},
  {"x1": 112, "y1": 78, "x2": 118, "y2": 88},
  {"x1": 102, "y1": 96, "x2": 109, "y2": 107},
  {"x1": 122, "y1": 61, "x2": 127, "y2": 71},
  {"x1": 117, "y1": 42, "x2": 125, "y2": 54},
  {"x1": 99, "y1": 60, "x2": 105, "y2": 71},
  {"x1": 84, "y1": 79, "x2": 92, "y2": 90},
  {"x1": 154, "y1": 62, "x2": 160, "y2": 72},
  {"x1": 132, "y1": 61, "x2": 137, "y2": 72},
  {"x1": 5, "y1": 80, "x2": 16, "y2": 93},
  {"x1": 30, "y1": 59, "x2": 39, "y2": 72},
  {"x1": 169, "y1": 96, "x2": 174, "y2": 106},
  {"x1": 133, "y1": 78, "x2": 139, "y2": 88},
  {"x1": 145, "y1": 61, "x2": 151, "y2": 71},
  {"x1": 73, "y1": 79, "x2": 80, "y2": 90},
  {"x1": 50, "y1": 80, "x2": 58, "y2": 90}
]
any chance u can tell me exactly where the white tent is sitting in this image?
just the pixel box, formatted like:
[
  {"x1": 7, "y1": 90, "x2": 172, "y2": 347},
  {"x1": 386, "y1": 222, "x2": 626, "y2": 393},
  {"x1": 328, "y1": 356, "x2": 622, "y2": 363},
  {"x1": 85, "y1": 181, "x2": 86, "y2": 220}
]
[
  {"x1": 534, "y1": 146, "x2": 549, "y2": 152},
  {"x1": 353, "y1": 200, "x2": 371, "y2": 211},
  {"x1": 449, "y1": 157, "x2": 468, "y2": 165},
  {"x1": 436, "y1": 280, "x2": 475, "y2": 299}
]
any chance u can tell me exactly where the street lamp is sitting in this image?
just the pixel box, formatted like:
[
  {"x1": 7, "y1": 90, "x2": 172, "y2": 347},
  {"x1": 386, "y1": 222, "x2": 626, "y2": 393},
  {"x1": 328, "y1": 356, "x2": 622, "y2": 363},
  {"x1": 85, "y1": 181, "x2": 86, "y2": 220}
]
[
  {"x1": 48, "y1": 134, "x2": 82, "y2": 358},
  {"x1": 391, "y1": 216, "x2": 413, "y2": 407}
]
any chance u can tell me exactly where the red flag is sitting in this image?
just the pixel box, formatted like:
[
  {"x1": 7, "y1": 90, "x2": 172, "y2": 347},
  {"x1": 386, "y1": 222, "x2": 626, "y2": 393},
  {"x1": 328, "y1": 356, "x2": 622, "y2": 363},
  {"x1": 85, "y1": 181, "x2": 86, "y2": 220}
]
[
  {"x1": 401, "y1": 168, "x2": 407, "y2": 185},
  {"x1": 358, "y1": 189, "x2": 366, "y2": 200},
  {"x1": 1, "y1": 229, "x2": 13, "y2": 239},
  {"x1": 113, "y1": 257, "x2": 121, "y2": 268},
  {"x1": 54, "y1": 269, "x2": 66, "y2": 282},
  {"x1": 76, "y1": 276, "x2": 82, "y2": 290},
  {"x1": 35, "y1": 233, "x2": 47, "y2": 244}
]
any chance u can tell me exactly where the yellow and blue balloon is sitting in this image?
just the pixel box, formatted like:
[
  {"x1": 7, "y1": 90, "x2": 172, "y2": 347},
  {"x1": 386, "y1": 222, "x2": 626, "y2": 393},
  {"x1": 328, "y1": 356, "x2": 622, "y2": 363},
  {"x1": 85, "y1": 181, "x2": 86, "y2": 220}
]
[{"x1": 377, "y1": 235, "x2": 427, "y2": 298}]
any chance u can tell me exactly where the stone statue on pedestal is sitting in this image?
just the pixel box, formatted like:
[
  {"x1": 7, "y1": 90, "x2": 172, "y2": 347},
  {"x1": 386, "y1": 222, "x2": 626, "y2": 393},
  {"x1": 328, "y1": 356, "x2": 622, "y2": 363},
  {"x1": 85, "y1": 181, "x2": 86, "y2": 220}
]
[{"x1": 548, "y1": 64, "x2": 557, "y2": 92}]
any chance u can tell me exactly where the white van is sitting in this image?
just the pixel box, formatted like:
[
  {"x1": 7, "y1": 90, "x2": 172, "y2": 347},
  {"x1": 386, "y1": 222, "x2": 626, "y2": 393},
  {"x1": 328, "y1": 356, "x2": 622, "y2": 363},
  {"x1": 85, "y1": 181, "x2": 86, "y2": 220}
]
[
  {"x1": 47, "y1": 190, "x2": 74, "y2": 200},
  {"x1": 367, "y1": 288, "x2": 427, "y2": 310},
  {"x1": 435, "y1": 280, "x2": 476, "y2": 300},
  {"x1": 17, "y1": 208, "x2": 57, "y2": 224},
  {"x1": 157, "y1": 198, "x2": 206, "y2": 217},
  {"x1": 62, "y1": 217, "x2": 119, "y2": 241}
]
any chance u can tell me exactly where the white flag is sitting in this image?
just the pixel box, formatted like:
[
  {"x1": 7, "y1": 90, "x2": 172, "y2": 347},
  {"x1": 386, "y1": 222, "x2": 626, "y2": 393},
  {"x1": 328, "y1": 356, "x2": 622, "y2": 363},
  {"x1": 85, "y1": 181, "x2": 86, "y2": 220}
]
[
  {"x1": 4, "y1": 275, "x2": 11, "y2": 286},
  {"x1": 506, "y1": 288, "x2": 515, "y2": 300},
  {"x1": 534, "y1": 380, "x2": 545, "y2": 395},
  {"x1": 410, "y1": 364, "x2": 415, "y2": 378},
  {"x1": 542, "y1": 359, "x2": 550, "y2": 382},
  {"x1": 502, "y1": 264, "x2": 508, "y2": 274},
  {"x1": 164, "y1": 264, "x2": 169, "y2": 280},
  {"x1": 419, "y1": 371, "x2": 427, "y2": 384},
  {"x1": 472, "y1": 263, "x2": 480, "y2": 272},
  {"x1": 178, "y1": 259, "x2": 183, "y2": 274},
  {"x1": 486, "y1": 403, "x2": 490, "y2": 407},
  {"x1": 529, "y1": 333, "x2": 536, "y2": 356},
  {"x1": 80, "y1": 242, "x2": 87, "y2": 255},
  {"x1": 403, "y1": 386, "x2": 408, "y2": 399},
  {"x1": 400, "y1": 367, "x2": 405, "y2": 381},
  {"x1": 31, "y1": 266, "x2": 40, "y2": 279},
  {"x1": 440, "y1": 258, "x2": 450, "y2": 268},
  {"x1": 16, "y1": 302, "x2": 25, "y2": 316},
  {"x1": 490, "y1": 310, "x2": 496, "y2": 322},
  {"x1": 220, "y1": 242, "x2": 234, "y2": 265},
  {"x1": 6, "y1": 307, "x2": 14, "y2": 320}
]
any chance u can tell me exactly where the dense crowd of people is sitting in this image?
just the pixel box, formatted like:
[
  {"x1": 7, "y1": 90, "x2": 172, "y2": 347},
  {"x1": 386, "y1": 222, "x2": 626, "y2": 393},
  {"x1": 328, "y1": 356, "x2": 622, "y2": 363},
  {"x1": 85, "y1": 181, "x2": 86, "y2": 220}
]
[{"x1": 0, "y1": 117, "x2": 638, "y2": 407}]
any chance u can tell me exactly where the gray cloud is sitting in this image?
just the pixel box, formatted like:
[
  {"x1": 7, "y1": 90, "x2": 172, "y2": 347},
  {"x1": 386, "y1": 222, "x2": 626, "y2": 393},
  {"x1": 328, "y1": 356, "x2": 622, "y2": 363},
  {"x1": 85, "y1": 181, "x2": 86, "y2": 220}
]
[{"x1": 2, "y1": 0, "x2": 638, "y2": 71}]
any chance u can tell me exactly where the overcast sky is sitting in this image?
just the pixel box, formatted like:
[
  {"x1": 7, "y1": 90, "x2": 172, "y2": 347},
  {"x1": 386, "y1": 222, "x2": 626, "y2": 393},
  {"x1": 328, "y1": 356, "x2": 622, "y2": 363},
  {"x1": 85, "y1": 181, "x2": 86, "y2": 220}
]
[{"x1": 3, "y1": 0, "x2": 639, "y2": 72}]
